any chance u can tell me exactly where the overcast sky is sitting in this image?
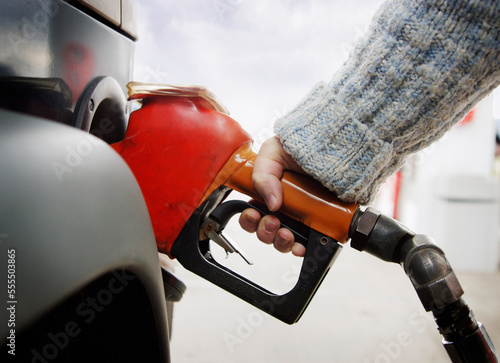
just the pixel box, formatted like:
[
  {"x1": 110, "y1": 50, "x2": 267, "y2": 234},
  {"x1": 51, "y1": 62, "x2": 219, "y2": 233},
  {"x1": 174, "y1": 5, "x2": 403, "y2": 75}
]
[{"x1": 133, "y1": 0, "x2": 385, "y2": 147}]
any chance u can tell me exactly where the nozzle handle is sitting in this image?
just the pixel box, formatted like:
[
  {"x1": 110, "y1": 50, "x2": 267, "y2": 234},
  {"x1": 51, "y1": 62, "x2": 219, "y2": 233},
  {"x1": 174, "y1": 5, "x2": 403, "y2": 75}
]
[{"x1": 211, "y1": 144, "x2": 359, "y2": 244}]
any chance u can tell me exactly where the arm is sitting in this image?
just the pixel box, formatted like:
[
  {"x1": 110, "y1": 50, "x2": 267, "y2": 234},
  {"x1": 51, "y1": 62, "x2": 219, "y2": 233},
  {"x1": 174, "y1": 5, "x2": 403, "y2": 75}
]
[
  {"x1": 275, "y1": 0, "x2": 500, "y2": 205},
  {"x1": 241, "y1": 0, "x2": 500, "y2": 255}
]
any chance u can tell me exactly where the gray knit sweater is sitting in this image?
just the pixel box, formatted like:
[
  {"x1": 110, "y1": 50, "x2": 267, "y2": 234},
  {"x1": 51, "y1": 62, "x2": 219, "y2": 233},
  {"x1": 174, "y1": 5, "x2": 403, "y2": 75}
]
[{"x1": 274, "y1": 0, "x2": 500, "y2": 205}]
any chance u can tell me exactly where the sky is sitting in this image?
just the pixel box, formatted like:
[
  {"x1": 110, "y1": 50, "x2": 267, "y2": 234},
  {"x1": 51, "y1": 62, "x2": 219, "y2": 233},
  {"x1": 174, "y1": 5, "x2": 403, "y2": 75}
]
[{"x1": 133, "y1": 0, "x2": 385, "y2": 148}]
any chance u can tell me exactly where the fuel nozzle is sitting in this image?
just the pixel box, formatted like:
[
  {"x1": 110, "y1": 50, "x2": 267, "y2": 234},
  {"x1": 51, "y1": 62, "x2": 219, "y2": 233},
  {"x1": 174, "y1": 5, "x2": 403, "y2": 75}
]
[{"x1": 349, "y1": 208, "x2": 498, "y2": 363}]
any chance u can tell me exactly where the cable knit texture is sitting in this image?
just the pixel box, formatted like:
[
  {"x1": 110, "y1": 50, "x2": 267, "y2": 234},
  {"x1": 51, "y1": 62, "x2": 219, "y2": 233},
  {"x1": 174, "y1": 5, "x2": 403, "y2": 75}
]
[{"x1": 274, "y1": 0, "x2": 500, "y2": 205}]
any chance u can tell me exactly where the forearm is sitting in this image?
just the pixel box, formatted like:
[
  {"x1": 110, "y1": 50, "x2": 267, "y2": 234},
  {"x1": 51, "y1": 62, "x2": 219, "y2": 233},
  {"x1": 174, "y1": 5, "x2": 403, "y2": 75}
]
[{"x1": 274, "y1": 0, "x2": 500, "y2": 204}]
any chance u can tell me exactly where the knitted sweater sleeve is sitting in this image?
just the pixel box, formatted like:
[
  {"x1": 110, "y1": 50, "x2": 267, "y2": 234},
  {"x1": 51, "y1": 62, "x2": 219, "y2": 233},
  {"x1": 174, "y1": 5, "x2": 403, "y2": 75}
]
[{"x1": 274, "y1": 0, "x2": 500, "y2": 205}]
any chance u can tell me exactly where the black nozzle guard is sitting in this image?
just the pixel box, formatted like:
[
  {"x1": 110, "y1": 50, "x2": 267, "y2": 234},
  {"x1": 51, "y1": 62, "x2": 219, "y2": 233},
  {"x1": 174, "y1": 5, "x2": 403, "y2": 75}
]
[{"x1": 171, "y1": 199, "x2": 342, "y2": 324}]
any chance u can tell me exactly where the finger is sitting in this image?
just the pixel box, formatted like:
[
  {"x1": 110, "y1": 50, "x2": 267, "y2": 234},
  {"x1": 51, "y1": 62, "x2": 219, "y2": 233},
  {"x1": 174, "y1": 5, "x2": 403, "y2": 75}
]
[
  {"x1": 291, "y1": 242, "x2": 306, "y2": 257},
  {"x1": 255, "y1": 215, "x2": 280, "y2": 244},
  {"x1": 238, "y1": 208, "x2": 261, "y2": 233},
  {"x1": 273, "y1": 228, "x2": 294, "y2": 253}
]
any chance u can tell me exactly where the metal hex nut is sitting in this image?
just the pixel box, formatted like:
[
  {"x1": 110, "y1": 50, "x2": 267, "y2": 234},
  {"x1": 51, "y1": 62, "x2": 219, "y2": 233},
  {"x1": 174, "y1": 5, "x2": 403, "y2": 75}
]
[
  {"x1": 350, "y1": 207, "x2": 381, "y2": 251},
  {"x1": 416, "y1": 272, "x2": 464, "y2": 311}
]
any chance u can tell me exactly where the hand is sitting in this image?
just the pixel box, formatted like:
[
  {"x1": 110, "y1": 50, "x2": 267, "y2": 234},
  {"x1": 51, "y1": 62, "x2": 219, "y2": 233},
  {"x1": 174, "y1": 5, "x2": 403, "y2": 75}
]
[{"x1": 238, "y1": 137, "x2": 307, "y2": 257}]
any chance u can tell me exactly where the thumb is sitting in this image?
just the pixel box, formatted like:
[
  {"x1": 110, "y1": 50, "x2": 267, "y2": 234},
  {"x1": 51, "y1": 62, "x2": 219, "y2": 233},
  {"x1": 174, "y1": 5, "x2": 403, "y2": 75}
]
[
  {"x1": 252, "y1": 139, "x2": 284, "y2": 211},
  {"x1": 252, "y1": 137, "x2": 304, "y2": 212}
]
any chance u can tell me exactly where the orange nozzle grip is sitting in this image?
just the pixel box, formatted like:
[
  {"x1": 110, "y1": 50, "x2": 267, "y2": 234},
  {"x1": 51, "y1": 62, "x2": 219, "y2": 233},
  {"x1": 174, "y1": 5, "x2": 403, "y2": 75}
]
[{"x1": 210, "y1": 144, "x2": 359, "y2": 243}]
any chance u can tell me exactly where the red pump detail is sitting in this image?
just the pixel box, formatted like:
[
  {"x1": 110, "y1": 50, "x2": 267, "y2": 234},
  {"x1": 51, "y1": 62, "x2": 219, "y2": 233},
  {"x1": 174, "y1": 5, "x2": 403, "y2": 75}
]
[{"x1": 112, "y1": 95, "x2": 252, "y2": 255}]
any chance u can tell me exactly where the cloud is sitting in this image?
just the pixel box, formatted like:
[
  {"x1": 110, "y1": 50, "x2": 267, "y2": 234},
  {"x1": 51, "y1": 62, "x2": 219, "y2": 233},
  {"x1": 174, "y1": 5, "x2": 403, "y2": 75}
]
[{"x1": 133, "y1": 0, "x2": 385, "y2": 138}]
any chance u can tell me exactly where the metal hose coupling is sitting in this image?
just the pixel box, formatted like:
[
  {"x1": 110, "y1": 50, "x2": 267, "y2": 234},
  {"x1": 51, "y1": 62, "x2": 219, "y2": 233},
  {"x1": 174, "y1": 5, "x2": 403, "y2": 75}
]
[
  {"x1": 400, "y1": 235, "x2": 497, "y2": 361},
  {"x1": 399, "y1": 234, "x2": 464, "y2": 312},
  {"x1": 434, "y1": 298, "x2": 498, "y2": 363},
  {"x1": 349, "y1": 208, "x2": 498, "y2": 362}
]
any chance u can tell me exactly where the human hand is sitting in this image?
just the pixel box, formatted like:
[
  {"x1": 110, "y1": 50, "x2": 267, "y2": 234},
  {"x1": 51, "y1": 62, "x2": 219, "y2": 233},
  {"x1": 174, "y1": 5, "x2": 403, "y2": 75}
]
[{"x1": 238, "y1": 136, "x2": 307, "y2": 257}]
